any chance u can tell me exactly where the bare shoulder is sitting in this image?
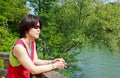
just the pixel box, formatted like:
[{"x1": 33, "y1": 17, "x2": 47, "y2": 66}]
[{"x1": 13, "y1": 44, "x2": 27, "y2": 58}]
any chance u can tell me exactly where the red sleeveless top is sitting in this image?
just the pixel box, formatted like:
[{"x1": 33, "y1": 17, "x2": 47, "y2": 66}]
[{"x1": 7, "y1": 39, "x2": 35, "y2": 78}]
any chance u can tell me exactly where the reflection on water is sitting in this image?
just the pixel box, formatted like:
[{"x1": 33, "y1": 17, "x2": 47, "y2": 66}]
[{"x1": 70, "y1": 45, "x2": 120, "y2": 78}]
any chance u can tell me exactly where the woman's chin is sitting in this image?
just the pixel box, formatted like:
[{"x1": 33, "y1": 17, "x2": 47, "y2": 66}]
[{"x1": 35, "y1": 36, "x2": 39, "y2": 39}]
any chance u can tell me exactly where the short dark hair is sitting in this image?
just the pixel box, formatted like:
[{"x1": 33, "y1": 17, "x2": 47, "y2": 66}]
[{"x1": 18, "y1": 14, "x2": 42, "y2": 38}]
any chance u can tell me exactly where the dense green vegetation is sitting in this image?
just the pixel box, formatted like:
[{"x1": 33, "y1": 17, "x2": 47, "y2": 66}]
[
  {"x1": 0, "y1": 0, "x2": 120, "y2": 77},
  {"x1": 0, "y1": 0, "x2": 28, "y2": 51}
]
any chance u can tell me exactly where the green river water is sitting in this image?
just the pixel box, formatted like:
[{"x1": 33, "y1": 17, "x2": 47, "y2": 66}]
[{"x1": 70, "y1": 45, "x2": 120, "y2": 78}]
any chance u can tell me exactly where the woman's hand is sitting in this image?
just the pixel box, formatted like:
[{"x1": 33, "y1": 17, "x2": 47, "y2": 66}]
[
  {"x1": 52, "y1": 61, "x2": 65, "y2": 70},
  {"x1": 49, "y1": 58, "x2": 67, "y2": 70}
]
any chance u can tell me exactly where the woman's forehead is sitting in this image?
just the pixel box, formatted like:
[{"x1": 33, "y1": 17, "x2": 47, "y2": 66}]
[{"x1": 37, "y1": 22, "x2": 40, "y2": 26}]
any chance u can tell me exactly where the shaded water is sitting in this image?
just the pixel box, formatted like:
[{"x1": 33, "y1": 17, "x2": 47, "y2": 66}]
[{"x1": 70, "y1": 45, "x2": 120, "y2": 78}]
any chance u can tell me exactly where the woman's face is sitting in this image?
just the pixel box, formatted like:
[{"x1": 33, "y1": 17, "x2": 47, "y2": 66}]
[{"x1": 26, "y1": 22, "x2": 40, "y2": 39}]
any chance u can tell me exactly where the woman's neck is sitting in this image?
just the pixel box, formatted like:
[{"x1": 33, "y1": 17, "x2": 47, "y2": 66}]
[{"x1": 23, "y1": 37, "x2": 33, "y2": 46}]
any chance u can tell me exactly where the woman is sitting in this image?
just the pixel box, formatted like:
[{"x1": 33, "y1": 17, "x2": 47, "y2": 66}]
[{"x1": 7, "y1": 14, "x2": 67, "y2": 78}]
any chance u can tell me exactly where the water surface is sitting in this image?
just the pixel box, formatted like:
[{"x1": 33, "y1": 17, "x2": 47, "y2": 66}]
[{"x1": 70, "y1": 45, "x2": 120, "y2": 78}]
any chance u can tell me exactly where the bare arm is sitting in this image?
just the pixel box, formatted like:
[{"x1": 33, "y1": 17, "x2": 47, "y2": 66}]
[
  {"x1": 33, "y1": 42, "x2": 67, "y2": 66},
  {"x1": 13, "y1": 45, "x2": 65, "y2": 74},
  {"x1": 33, "y1": 48, "x2": 67, "y2": 67},
  {"x1": 33, "y1": 42, "x2": 52, "y2": 65},
  {"x1": 33, "y1": 47, "x2": 51, "y2": 65}
]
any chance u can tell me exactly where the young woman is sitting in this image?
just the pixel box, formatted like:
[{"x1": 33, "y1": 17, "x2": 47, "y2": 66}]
[{"x1": 7, "y1": 14, "x2": 67, "y2": 78}]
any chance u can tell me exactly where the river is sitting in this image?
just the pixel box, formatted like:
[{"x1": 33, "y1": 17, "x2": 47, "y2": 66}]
[{"x1": 70, "y1": 45, "x2": 120, "y2": 78}]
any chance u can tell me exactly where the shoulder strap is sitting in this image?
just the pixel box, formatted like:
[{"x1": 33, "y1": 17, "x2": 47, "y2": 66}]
[
  {"x1": 15, "y1": 39, "x2": 34, "y2": 60},
  {"x1": 14, "y1": 39, "x2": 30, "y2": 57},
  {"x1": 14, "y1": 40, "x2": 28, "y2": 52},
  {"x1": 31, "y1": 41, "x2": 35, "y2": 60}
]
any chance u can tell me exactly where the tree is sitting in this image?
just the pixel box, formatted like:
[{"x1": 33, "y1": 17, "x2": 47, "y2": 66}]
[
  {"x1": 0, "y1": 27, "x2": 18, "y2": 52},
  {"x1": 56, "y1": 0, "x2": 120, "y2": 53},
  {"x1": 0, "y1": 0, "x2": 29, "y2": 51},
  {"x1": 27, "y1": 0, "x2": 120, "y2": 77},
  {"x1": 0, "y1": 0, "x2": 29, "y2": 32}
]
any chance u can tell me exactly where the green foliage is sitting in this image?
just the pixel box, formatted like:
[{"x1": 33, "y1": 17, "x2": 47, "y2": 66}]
[
  {"x1": 0, "y1": 27, "x2": 18, "y2": 52},
  {"x1": 27, "y1": 0, "x2": 120, "y2": 77},
  {"x1": 0, "y1": 0, "x2": 29, "y2": 51},
  {"x1": 56, "y1": 0, "x2": 120, "y2": 53},
  {"x1": 0, "y1": 16, "x2": 6, "y2": 26},
  {"x1": 0, "y1": 0, "x2": 29, "y2": 32},
  {"x1": 0, "y1": 60, "x2": 4, "y2": 69}
]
